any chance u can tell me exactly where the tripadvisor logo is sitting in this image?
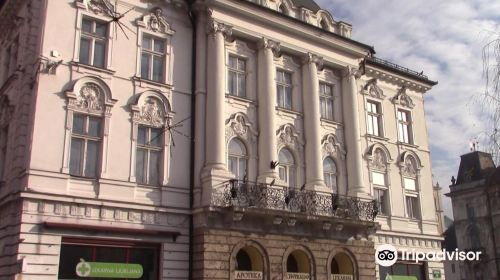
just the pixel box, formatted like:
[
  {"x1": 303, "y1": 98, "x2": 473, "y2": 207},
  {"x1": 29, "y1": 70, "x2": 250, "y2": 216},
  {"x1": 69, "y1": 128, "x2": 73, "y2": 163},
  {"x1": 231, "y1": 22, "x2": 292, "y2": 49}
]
[{"x1": 375, "y1": 244, "x2": 483, "y2": 267}]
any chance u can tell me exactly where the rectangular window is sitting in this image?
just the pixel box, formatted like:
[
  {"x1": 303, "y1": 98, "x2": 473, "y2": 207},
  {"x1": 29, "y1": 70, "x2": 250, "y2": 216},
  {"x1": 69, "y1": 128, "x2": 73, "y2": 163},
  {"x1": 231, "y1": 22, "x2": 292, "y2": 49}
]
[
  {"x1": 79, "y1": 17, "x2": 107, "y2": 68},
  {"x1": 136, "y1": 125, "x2": 163, "y2": 185},
  {"x1": 404, "y1": 177, "x2": 416, "y2": 191},
  {"x1": 366, "y1": 101, "x2": 382, "y2": 136},
  {"x1": 397, "y1": 109, "x2": 412, "y2": 143},
  {"x1": 371, "y1": 171, "x2": 386, "y2": 186},
  {"x1": 276, "y1": 70, "x2": 292, "y2": 110},
  {"x1": 141, "y1": 35, "x2": 165, "y2": 82},
  {"x1": 69, "y1": 114, "x2": 102, "y2": 177},
  {"x1": 227, "y1": 56, "x2": 246, "y2": 97},
  {"x1": 374, "y1": 188, "x2": 387, "y2": 215},
  {"x1": 319, "y1": 83, "x2": 334, "y2": 120},
  {"x1": 406, "y1": 195, "x2": 420, "y2": 219}
]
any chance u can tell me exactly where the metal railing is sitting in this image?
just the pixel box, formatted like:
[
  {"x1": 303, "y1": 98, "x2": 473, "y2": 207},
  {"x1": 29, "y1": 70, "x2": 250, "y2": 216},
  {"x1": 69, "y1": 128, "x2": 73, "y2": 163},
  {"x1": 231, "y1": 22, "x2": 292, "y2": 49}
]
[
  {"x1": 211, "y1": 180, "x2": 378, "y2": 222},
  {"x1": 369, "y1": 57, "x2": 429, "y2": 79}
]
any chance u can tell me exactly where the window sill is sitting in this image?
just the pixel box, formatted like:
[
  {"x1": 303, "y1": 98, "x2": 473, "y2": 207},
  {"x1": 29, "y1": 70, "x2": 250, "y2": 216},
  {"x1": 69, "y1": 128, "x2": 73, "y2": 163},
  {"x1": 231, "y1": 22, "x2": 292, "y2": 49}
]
[
  {"x1": 397, "y1": 141, "x2": 419, "y2": 149},
  {"x1": 71, "y1": 61, "x2": 116, "y2": 75},
  {"x1": 320, "y1": 118, "x2": 343, "y2": 127},
  {"x1": 226, "y1": 94, "x2": 256, "y2": 104},
  {"x1": 366, "y1": 134, "x2": 389, "y2": 142},
  {"x1": 136, "y1": 183, "x2": 162, "y2": 189},
  {"x1": 132, "y1": 76, "x2": 173, "y2": 90},
  {"x1": 69, "y1": 175, "x2": 98, "y2": 182},
  {"x1": 276, "y1": 107, "x2": 303, "y2": 117}
]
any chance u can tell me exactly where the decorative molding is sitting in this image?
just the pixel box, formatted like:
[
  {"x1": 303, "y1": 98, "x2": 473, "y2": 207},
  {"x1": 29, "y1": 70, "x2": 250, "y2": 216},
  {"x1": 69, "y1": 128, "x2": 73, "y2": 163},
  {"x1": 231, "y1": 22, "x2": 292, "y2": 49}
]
[
  {"x1": 402, "y1": 155, "x2": 417, "y2": 177},
  {"x1": 392, "y1": 86, "x2": 415, "y2": 108},
  {"x1": 366, "y1": 144, "x2": 393, "y2": 171},
  {"x1": 225, "y1": 112, "x2": 258, "y2": 144},
  {"x1": 321, "y1": 134, "x2": 345, "y2": 160},
  {"x1": 130, "y1": 91, "x2": 173, "y2": 128},
  {"x1": 77, "y1": 0, "x2": 114, "y2": 16},
  {"x1": 276, "y1": 123, "x2": 304, "y2": 151},
  {"x1": 206, "y1": 18, "x2": 232, "y2": 38},
  {"x1": 259, "y1": 38, "x2": 281, "y2": 57},
  {"x1": 303, "y1": 53, "x2": 323, "y2": 70},
  {"x1": 136, "y1": 7, "x2": 175, "y2": 35},
  {"x1": 362, "y1": 78, "x2": 385, "y2": 99},
  {"x1": 65, "y1": 77, "x2": 117, "y2": 116}
]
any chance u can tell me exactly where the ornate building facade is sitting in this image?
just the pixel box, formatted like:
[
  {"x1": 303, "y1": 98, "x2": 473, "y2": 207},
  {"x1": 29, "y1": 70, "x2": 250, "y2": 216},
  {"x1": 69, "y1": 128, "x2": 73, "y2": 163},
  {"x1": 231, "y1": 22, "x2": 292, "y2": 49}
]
[{"x1": 0, "y1": 0, "x2": 443, "y2": 279}]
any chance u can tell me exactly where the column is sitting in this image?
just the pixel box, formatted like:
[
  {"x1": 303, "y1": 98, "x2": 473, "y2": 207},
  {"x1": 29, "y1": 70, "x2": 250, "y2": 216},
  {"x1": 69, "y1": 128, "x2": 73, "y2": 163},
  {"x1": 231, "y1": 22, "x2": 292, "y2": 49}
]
[
  {"x1": 204, "y1": 19, "x2": 232, "y2": 172},
  {"x1": 302, "y1": 53, "x2": 326, "y2": 191},
  {"x1": 342, "y1": 66, "x2": 369, "y2": 198},
  {"x1": 257, "y1": 38, "x2": 280, "y2": 183}
]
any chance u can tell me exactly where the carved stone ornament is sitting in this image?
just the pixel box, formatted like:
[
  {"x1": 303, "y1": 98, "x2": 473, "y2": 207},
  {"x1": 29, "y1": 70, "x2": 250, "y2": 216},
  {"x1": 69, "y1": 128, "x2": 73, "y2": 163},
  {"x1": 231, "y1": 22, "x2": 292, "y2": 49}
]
[
  {"x1": 276, "y1": 124, "x2": 303, "y2": 151},
  {"x1": 303, "y1": 53, "x2": 324, "y2": 69},
  {"x1": 392, "y1": 86, "x2": 415, "y2": 108},
  {"x1": 0, "y1": 96, "x2": 14, "y2": 129},
  {"x1": 321, "y1": 134, "x2": 346, "y2": 160},
  {"x1": 137, "y1": 97, "x2": 164, "y2": 126},
  {"x1": 260, "y1": 38, "x2": 281, "y2": 56},
  {"x1": 76, "y1": 83, "x2": 104, "y2": 111},
  {"x1": 371, "y1": 148, "x2": 387, "y2": 171},
  {"x1": 362, "y1": 79, "x2": 385, "y2": 99},
  {"x1": 225, "y1": 113, "x2": 257, "y2": 143},
  {"x1": 141, "y1": 7, "x2": 174, "y2": 34},
  {"x1": 79, "y1": 0, "x2": 114, "y2": 16},
  {"x1": 207, "y1": 19, "x2": 232, "y2": 38},
  {"x1": 402, "y1": 156, "x2": 417, "y2": 177}
]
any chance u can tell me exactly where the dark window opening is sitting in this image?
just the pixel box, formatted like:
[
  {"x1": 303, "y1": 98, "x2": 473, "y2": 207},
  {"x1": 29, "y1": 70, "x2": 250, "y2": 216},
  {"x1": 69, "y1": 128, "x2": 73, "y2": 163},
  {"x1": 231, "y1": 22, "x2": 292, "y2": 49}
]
[
  {"x1": 236, "y1": 250, "x2": 253, "y2": 271},
  {"x1": 287, "y1": 255, "x2": 299, "y2": 273},
  {"x1": 331, "y1": 259, "x2": 339, "y2": 274}
]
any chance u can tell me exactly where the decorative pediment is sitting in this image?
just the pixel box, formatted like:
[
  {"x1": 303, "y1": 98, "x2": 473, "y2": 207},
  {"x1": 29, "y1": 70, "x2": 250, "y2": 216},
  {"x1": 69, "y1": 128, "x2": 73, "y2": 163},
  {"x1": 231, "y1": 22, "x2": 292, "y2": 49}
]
[
  {"x1": 276, "y1": 124, "x2": 303, "y2": 150},
  {"x1": 0, "y1": 95, "x2": 14, "y2": 129},
  {"x1": 392, "y1": 86, "x2": 415, "y2": 108},
  {"x1": 321, "y1": 134, "x2": 345, "y2": 160},
  {"x1": 362, "y1": 79, "x2": 385, "y2": 99},
  {"x1": 399, "y1": 151, "x2": 422, "y2": 176},
  {"x1": 225, "y1": 112, "x2": 257, "y2": 143},
  {"x1": 65, "y1": 77, "x2": 117, "y2": 115},
  {"x1": 130, "y1": 91, "x2": 173, "y2": 127},
  {"x1": 366, "y1": 144, "x2": 392, "y2": 171},
  {"x1": 76, "y1": 83, "x2": 104, "y2": 111},
  {"x1": 137, "y1": 7, "x2": 175, "y2": 34},
  {"x1": 78, "y1": 0, "x2": 114, "y2": 16}
]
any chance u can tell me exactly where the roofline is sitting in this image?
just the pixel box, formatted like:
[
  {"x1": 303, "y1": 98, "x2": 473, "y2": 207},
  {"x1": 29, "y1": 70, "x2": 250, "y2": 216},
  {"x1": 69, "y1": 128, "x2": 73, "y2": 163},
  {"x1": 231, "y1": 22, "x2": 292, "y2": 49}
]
[
  {"x1": 234, "y1": 0, "x2": 376, "y2": 55},
  {"x1": 364, "y1": 57, "x2": 438, "y2": 86}
]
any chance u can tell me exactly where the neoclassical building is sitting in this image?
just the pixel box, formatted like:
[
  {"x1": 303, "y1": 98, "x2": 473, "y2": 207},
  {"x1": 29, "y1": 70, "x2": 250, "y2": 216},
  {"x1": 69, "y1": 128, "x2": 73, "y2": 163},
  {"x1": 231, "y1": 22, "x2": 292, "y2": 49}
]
[{"x1": 0, "y1": 0, "x2": 443, "y2": 279}]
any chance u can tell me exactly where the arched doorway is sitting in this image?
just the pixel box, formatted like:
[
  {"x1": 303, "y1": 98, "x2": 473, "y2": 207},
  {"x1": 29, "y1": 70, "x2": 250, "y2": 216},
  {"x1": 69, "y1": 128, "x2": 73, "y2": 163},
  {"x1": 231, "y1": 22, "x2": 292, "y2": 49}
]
[
  {"x1": 234, "y1": 246, "x2": 264, "y2": 280},
  {"x1": 330, "y1": 252, "x2": 354, "y2": 280},
  {"x1": 285, "y1": 250, "x2": 311, "y2": 279}
]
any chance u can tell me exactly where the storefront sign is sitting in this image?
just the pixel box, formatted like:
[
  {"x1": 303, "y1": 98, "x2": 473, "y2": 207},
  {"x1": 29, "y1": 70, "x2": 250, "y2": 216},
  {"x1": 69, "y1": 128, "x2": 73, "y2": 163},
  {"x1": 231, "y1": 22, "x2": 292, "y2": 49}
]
[
  {"x1": 285, "y1": 272, "x2": 310, "y2": 280},
  {"x1": 235, "y1": 270, "x2": 263, "y2": 280},
  {"x1": 76, "y1": 259, "x2": 143, "y2": 278},
  {"x1": 432, "y1": 270, "x2": 441, "y2": 279}
]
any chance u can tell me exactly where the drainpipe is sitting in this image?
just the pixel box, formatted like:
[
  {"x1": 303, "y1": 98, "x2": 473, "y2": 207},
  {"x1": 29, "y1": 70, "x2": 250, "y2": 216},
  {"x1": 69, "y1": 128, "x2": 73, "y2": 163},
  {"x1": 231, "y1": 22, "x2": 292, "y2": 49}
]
[{"x1": 187, "y1": 2, "x2": 196, "y2": 280}]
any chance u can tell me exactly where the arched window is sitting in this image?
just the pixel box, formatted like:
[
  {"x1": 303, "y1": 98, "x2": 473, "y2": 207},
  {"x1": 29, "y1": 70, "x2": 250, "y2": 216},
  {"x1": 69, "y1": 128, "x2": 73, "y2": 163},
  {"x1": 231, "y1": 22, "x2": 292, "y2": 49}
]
[
  {"x1": 331, "y1": 253, "x2": 354, "y2": 276},
  {"x1": 228, "y1": 138, "x2": 247, "y2": 180},
  {"x1": 285, "y1": 250, "x2": 311, "y2": 275},
  {"x1": 287, "y1": 254, "x2": 299, "y2": 273},
  {"x1": 323, "y1": 157, "x2": 337, "y2": 191},
  {"x1": 278, "y1": 148, "x2": 295, "y2": 187},
  {"x1": 236, "y1": 250, "x2": 252, "y2": 271}
]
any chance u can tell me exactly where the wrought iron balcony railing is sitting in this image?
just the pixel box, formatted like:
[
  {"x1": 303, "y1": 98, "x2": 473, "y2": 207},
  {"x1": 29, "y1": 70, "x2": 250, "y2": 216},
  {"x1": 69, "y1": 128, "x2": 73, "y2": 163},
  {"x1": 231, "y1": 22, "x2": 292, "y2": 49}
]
[
  {"x1": 368, "y1": 57, "x2": 429, "y2": 79},
  {"x1": 211, "y1": 180, "x2": 378, "y2": 222}
]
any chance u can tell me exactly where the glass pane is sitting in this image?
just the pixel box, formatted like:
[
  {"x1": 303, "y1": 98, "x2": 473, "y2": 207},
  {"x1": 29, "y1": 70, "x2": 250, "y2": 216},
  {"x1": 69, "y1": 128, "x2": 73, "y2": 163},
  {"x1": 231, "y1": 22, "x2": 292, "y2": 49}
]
[
  {"x1": 327, "y1": 100, "x2": 334, "y2": 120},
  {"x1": 284, "y1": 72, "x2": 292, "y2": 84},
  {"x1": 143, "y1": 36, "x2": 152, "y2": 50},
  {"x1": 228, "y1": 156, "x2": 237, "y2": 176},
  {"x1": 279, "y1": 167, "x2": 286, "y2": 182},
  {"x1": 367, "y1": 116, "x2": 374, "y2": 135},
  {"x1": 276, "y1": 70, "x2": 283, "y2": 82},
  {"x1": 323, "y1": 158, "x2": 336, "y2": 172},
  {"x1": 289, "y1": 167, "x2": 296, "y2": 187},
  {"x1": 150, "y1": 128, "x2": 163, "y2": 147},
  {"x1": 95, "y1": 22, "x2": 107, "y2": 37},
  {"x1": 279, "y1": 149, "x2": 293, "y2": 164},
  {"x1": 152, "y1": 55, "x2": 164, "y2": 82},
  {"x1": 154, "y1": 39, "x2": 165, "y2": 53},
  {"x1": 95, "y1": 246, "x2": 126, "y2": 263},
  {"x1": 324, "y1": 173, "x2": 331, "y2": 188},
  {"x1": 72, "y1": 115, "x2": 85, "y2": 134},
  {"x1": 79, "y1": 38, "x2": 91, "y2": 65},
  {"x1": 81, "y1": 18, "x2": 92, "y2": 33},
  {"x1": 93, "y1": 41, "x2": 106, "y2": 68},
  {"x1": 320, "y1": 98, "x2": 326, "y2": 118},
  {"x1": 88, "y1": 117, "x2": 101, "y2": 137},
  {"x1": 237, "y1": 58, "x2": 245, "y2": 71},
  {"x1": 277, "y1": 86, "x2": 284, "y2": 107},
  {"x1": 285, "y1": 87, "x2": 292, "y2": 109},
  {"x1": 136, "y1": 148, "x2": 146, "y2": 183},
  {"x1": 84, "y1": 140, "x2": 98, "y2": 177},
  {"x1": 228, "y1": 56, "x2": 236, "y2": 68},
  {"x1": 70, "y1": 138, "x2": 84, "y2": 176},
  {"x1": 393, "y1": 263, "x2": 408, "y2": 275},
  {"x1": 138, "y1": 126, "x2": 147, "y2": 145},
  {"x1": 238, "y1": 159, "x2": 246, "y2": 180},
  {"x1": 228, "y1": 139, "x2": 245, "y2": 156},
  {"x1": 58, "y1": 244, "x2": 93, "y2": 279},
  {"x1": 130, "y1": 248, "x2": 158, "y2": 280},
  {"x1": 238, "y1": 74, "x2": 245, "y2": 97},
  {"x1": 228, "y1": 72, "x2": 236, "y2": 95},
  {"x1": 373, "y1": 116, "x2": 379, "y2": 136},
  {"x1": 149, "y1": 151, "x2": 161, "y2": 185},
  {"x1": 141, "y1": 53, "x2": 150, "y2": 79}
]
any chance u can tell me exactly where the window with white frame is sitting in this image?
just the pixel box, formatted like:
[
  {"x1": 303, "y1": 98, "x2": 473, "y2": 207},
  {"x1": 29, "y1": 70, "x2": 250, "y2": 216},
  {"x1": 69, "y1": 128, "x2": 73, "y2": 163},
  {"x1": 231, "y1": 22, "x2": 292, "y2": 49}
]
[
  {"x1": 323, "y1": 157, "x2": 337, "y2": 191},
  {"x1": 140, "y1": 35, "x2": 166, "y2": 82},
  {"x1": 406, "y1": 195, "x2": 420, "y2": 219},
  {"x1": 374, "y1": 188, "x2": 388, "y2": 215},
  {"x1": 136, "y1": 125, "x2": 163, "y2": 185},
  {"x1": 276, "y1": 70, "x2": 292, "y2": 110},
  {"x1": 278, "y1": 148, "x2": 295, "y2": 187},
  {"x1": 320, "y1": 83, "x2": 334, "y2": 120},
  {"x1": 79, "y1": 17, "x2": 107, "y2": 68},
  {"x1": 397, "y1": 109, "x2": 412, "y2": 143},
  {"x1": 370, "y1": 148, "x2": 389, "y2": 215},
  {"x1": 228, "y1": 138, "x2": 247, "y2": 180},
  {"x1": 366, "y1": 100, "x2": 383, "y2": 136},
  {"x1": 227, "y1": 56, "x2": 246, "y2": 97},
  {"x1": 69, "y1": 114, "x2": 102, "y2": 177}
]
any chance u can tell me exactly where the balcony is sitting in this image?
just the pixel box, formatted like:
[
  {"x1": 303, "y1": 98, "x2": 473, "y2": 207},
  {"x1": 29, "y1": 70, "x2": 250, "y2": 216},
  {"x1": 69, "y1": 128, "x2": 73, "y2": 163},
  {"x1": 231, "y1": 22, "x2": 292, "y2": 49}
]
[{"x1": 211, "y1": 180, "x2": 378, "y2": 222}]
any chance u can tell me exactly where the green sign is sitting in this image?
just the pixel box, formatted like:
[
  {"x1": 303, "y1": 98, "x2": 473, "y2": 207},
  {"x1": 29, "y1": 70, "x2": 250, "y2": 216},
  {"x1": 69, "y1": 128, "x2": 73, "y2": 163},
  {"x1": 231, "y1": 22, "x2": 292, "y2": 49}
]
[
  {"x1": 76, "y1": 259, "x2": 143, "y2": 278},
  {"x1": 432, "y1": 270, "x2": 441, "y2": 279}
]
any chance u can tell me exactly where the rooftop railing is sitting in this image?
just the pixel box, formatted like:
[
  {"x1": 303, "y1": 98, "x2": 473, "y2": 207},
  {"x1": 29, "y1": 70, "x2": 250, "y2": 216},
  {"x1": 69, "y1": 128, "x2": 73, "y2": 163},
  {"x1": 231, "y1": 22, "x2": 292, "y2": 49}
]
[
  {"x1": 368, "y1": 57, "x2": 429, "y2": 79},
  {"x1": 211, "y1": 180, "x2": 378, "y2": 222}
]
